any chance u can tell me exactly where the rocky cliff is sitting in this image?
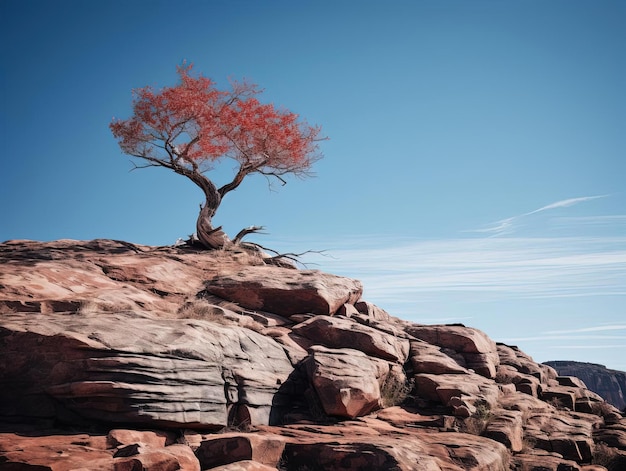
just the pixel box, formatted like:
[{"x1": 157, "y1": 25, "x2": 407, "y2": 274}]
[
  {"x1": 545, "y1": 361, "x2": 626, "y2": 412},
  {"x1": 1, "y1": 239, "x2": 625, "y2": 471}
]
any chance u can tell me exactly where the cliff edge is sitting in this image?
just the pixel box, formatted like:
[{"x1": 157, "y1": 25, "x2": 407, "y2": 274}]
[{"x1": 1, "y1": 239, "x2": 625, "y2": 470}]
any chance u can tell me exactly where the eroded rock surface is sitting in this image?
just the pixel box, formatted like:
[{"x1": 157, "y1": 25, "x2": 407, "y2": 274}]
[{"x1": 1, "y1": 239, "x2": 625, "y2": 470}]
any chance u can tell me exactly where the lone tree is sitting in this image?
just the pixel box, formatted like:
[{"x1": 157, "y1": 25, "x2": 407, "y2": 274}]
[{"x1": 110, "y1": 64, "x2": 323, "y2": 249}]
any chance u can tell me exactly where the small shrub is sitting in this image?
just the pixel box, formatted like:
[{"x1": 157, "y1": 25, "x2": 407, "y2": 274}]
[
  {"x1": 546, "y1": 396, "x2": 564, "y2": 410},
  {"x1": 591, "y1": 401, "x2": 619, "y2": 419},
  {"x1": 177, "y1": 299, "x2": 264, "y2": 332},
  {"x1": 379, "y1": 372, "x2": 414, "y2": 408},
  {"x1": 461, "y1": 401, "x2": 492, "y2": 435},
  {"x1": 522, "y1": 436, "x2": 537, "y2": 453},
  {"x1": 593, "y1": 442, "x2": 620, "y2": 469}
]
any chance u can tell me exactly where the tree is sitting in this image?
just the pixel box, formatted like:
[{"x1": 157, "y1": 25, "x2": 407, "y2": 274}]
[{"x1": 110, "y1": 64, "x2": 323, "y2": 249}]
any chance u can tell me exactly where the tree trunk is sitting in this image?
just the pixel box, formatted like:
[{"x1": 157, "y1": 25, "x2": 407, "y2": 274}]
[
  {"x1": 191, "y1": 174, "x2": 233, "y2": 249},
  {"x1": 196, "y1": 201, "x2": 232, "y2": 249}
]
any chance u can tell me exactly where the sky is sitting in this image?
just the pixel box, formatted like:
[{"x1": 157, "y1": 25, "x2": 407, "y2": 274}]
[{"x1": 1, "y1": 0, "x2": 625, "y2": 370}]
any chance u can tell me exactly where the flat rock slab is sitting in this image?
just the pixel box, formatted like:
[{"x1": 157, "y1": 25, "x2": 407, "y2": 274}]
[
  {"x1": 292, "y1": 315, "x2": 410, "y2": 363},
  {"x1": 205, "y1": 267, "x2": 363, "y2": 317}
]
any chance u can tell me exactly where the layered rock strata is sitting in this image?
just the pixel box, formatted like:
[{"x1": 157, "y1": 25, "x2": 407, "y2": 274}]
[{"x1": 1, "y1": 239, "x2": 625, "y2": 470}]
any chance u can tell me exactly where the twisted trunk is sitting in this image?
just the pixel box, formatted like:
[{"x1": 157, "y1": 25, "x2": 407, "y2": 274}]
[
  {"x1": 191, "y1": 175, "x2": 231, "y2": 249},
  {"x1": 196, "y1": 201, "x2": 230, "y2": 249},
  {"x1": 182, "y1": 163, "x2": 254, "y2": 249}
]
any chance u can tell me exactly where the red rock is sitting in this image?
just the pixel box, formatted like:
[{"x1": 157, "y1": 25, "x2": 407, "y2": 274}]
[
  {"x1": 1, "y1": 239, "x2": 624, "y2": 470},
  {"x1": 413, "y1": 372, "x2": 500, "y2": 413},
  {"x1": 303, "y1": 346, "x2": 381, "y2": 418},
  {"x1": 0, "y1": 433, "x2": 113, "y2": 471},
  {"x1": 194, "y1": 433, "x2": 285, "y2": 469},
  {"x1": 483, "y1": 409, "x2": 524, "y2": 452},
  {"x1": 354, "y1": 300, "x2": 391, "y2": 321},
  {"x1": 525, "y1": 410, "x2": 594, "y2": 462},
  {"x1": 406, "y1": 324, "x2": 499, "y2": 379},
  {"x1": 204, "y1": 267, "x2": 363, "y2": 316},
  {"x1": 0, "y1": 312, "x2": 294, "y2": 429},
  {"x1": 114, "y1": 444, "x2": 199, "y2": 471},
  {"x1": 512, "y1": 451, "x2": 582, "y2": 471},
  {"x1": 408, "y1": 339, "x2": 467, "y2": 375},
  {"x1": 292, "y1": 315, "x2": 410, "y2": 363},
  {"x1": 208, "y1": 461, "x2": 277, "y2": 471},
  {"x1": 107, "y1": 430, "x2": 174, "y2": 449},
  {"x1": 374, "y1": 406, "x2": 455, "y2": 429}
]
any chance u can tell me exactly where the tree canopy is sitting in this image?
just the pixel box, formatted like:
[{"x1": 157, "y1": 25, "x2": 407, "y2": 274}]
[{"x1": 110, "y1": 64, "x2": 323, "y2": 248}]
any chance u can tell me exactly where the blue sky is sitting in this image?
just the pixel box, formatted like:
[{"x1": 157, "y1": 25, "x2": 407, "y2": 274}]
[{"x1": 1, "y1": 1, "x2": 625, "y2": 370}]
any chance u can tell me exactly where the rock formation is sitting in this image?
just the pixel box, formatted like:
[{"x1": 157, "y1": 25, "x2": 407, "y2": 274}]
[
  {"x1": 1, "y1": 239, "x2": 625, "y2": 470},
  {"x1": 545, "y1": 361, "x2": 626, "y2": 411}
]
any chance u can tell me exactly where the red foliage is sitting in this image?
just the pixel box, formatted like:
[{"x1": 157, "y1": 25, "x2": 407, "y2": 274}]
[{"x1": 110, "y1": 64, "x2": 322, "y2": 185}]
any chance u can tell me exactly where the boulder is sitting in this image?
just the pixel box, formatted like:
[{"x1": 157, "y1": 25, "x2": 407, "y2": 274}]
[
  {"x1": 204, "y1": 267, "x2": 363, "y2": 316},
  {"x1": 406, "y1": 325, "x2": 499, "y2": 378},
  {"x1": 408, "y1": 339, "x2": 468, "y2": 375},
  {"x1": 114, "y1": 444, "x2": 200, "y2": 471},
  {"x1": 195, "y1": 433, "x2": 286, "y2": 469},
  {"x1": 413, "y1": 372, "x2": 500, "y2": 413},
  {"x1": 483, "y1": 409, "x2": 524, "y2": 452},
  {"x1": 525, "y1": 410, "x2": 595, "y2": 462},
  {"x1": 292, "y1": 315, "x2": 410, "y2": 363},
  {"x1": 354, "y1": 300, "x2": 391, "y2": 321},
  {"x1": 303, "y1": 346, "x2": 382, "y2": 418},
  {"x1": 512, "y1": 451, "x2": 582, "y2": 471}
]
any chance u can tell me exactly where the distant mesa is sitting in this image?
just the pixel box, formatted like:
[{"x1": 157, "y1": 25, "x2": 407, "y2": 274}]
[{"x1": 545, "y1": 360, "x2": 626, "y2": 410}]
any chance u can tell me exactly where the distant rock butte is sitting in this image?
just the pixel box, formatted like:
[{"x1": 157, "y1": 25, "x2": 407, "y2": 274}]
[
  {"x1": 1, "y1": 239, "x2": 625, "y2": 470},
  {"x1": 545, "y1": 360, "x2": 626, "y2": 411}
]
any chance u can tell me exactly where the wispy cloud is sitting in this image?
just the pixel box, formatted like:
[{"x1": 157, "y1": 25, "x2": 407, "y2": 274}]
[
  {"x1": 467, "y1": 195, "x2": 609, "y2": 236},
  {"x1": 525, "y1": 195, "x2": 608, "y2": 216},
  {"x1": 309, "y1": 236, "x2": 626, "y2": 304},
  {"x1": 545, "y1": 324, "x2": 626, "y2": 334},
  {"x1": 273, "y1": 199, "x2": 626, "y2": 370}
]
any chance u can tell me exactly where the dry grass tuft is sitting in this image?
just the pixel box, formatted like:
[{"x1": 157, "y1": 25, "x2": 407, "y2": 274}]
[{"x1": 176, "y1": 298, "x2": 264, "y2": 332}]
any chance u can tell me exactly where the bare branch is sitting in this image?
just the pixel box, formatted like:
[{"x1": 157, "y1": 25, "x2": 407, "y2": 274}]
[{"x1": 232, "y1": 225, "x2": 266, "y2": 245}]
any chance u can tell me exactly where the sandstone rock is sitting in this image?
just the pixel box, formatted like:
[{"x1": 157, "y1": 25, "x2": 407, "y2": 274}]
[
  {"x1": 512, "y1": 451, "x2": 582, "y2": 471},
  {"x1": 0, "y1": 432, "x2": 113, "y2": 471},
  {"x1": 498, "y1": 344, "x2": 559, "y2": 387},
  {"x1": 557, "y1": 375, "x2": 588, "y2": 389},
  {"x1": 107, "y1": 429, "x2": 175, "y2": 449},
  {"x1": 483, "y1": 408, "x2": 524, "y2": 452},
  {"x1": 354, "y1": 300, "x2": 391, "y2": 321},
  {"x1": 408, "y1": 339, "x2": 468, "y2": 375},
  {"x1": 413, "y1": 372, "x2": 500, "y2": 413},
  {"x1": 418, "y1": 431, "x2": 509, "y2": 470},
  {"x1": 406, "y1": 324, "x2": 499, "y2": 378},
  {"x1": 114, "y1": 444, "x2": 199, "y2": 471},
  {"x1": 209, "y1": 461, "x2": 277, "y2": 471},
  {"x1": 545, "y1": 360, "x2": 626, "y2": 410},
  {"x1": 496, "y1": 364, "x2": 544, "y2": 397},
  {"x1": 303, "y1": 346, "x2": 381, "y2": 418},
  {"x1": 0, "y1": 311, "x2": 294, "y2": 428},
  {"x1": 2, "y1": 239, "x2": 625, "y2": 470},
  {"x1": 594, "y1": 424, "x2": 626, "y2": 450},
  {"x1": 195, "y1": 433, "x2": 285, "y2": 469},
  {"x1": 525, "y1": 410, "x2": 595, "y2": 462},
  {"x1": 204, "y1": 267, "x2": 363, "y2": 316},
  {"x1": 292, "y1": 315, "x2": 410, "y2": 363},
  {"x1": 374, "y1": 406, "x2": 455, "y2": 429},
  {"x1": 541, "y1": 386, "x2": 579, "y2": 410}
]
